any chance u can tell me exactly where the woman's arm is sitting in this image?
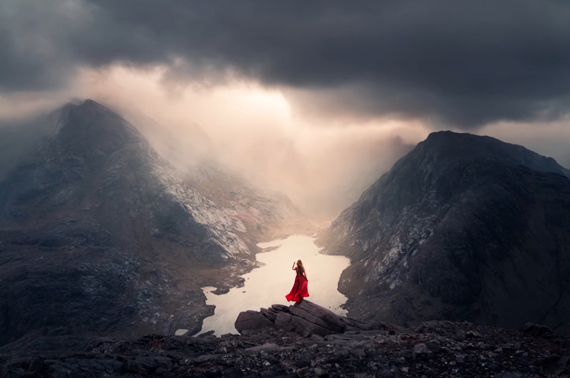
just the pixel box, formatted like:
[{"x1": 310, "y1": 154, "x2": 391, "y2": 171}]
[{"x1": 292, "y1": 261, "x2": 296, "y2": 270}]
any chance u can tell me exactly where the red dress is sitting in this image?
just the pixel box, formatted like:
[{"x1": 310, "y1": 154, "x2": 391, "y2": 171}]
[{"x1": 286, "y1": 269, "x2": 309, "y2": 303}]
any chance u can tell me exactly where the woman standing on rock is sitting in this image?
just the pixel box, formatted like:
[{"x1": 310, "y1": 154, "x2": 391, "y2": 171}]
[{"x1": 286, "y1": 259, "x2": 309, "y2": 304}]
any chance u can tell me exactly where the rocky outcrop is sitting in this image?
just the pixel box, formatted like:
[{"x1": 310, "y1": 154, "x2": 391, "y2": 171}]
[
  {"x1": 235, "y1": 300, "x2": 408, "y2": 338},
  {"x1": 320, "y1": 131, "x2": 570, "y2": 335},
  {"x1": 2, "y1": 319, "x2": 569, "y2": 377},
  {"x1": 274, "y1": 301, "x2": 346, "y2": 337}
]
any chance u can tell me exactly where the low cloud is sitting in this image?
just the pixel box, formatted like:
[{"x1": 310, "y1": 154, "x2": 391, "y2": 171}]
[{"x1": 62, "y1": 67, "x2": 419, "y2": 218}]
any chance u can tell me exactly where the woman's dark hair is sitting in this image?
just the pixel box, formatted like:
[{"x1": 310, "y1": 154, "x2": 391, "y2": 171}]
[{"x1": 296, "y1": 259, "x2": 305, "y2": 276}]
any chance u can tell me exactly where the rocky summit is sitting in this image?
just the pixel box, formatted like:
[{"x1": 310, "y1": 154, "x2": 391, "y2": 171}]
[
  {"x1": 320, "y1": 131, "x2": 570, "y2": 335},
  {"x1": 1, "y1": 301, "x2": 569, "y2": 377},
  {"x1": 0, "y1": 100, "x2": 306, "y2": 349}
]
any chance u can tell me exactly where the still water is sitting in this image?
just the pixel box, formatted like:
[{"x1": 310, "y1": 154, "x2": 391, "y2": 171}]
[{"x1": 195, "y1": 235, "x2": 350, "y2": 336}]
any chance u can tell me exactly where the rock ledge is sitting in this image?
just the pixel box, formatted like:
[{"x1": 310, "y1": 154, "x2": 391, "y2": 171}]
[{"x1": 235, "y1": 300, "x2": 402, "y2": 338}]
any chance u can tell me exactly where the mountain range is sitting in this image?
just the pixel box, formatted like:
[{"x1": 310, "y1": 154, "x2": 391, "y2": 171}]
[{"x1": 2, "y1": 101, "x2": 570, "y2": 355}]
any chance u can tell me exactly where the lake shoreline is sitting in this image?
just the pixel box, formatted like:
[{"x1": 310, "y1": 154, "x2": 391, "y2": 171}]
[{"x1": 192, "y1": 235, "x2": 350, "y2": 336}]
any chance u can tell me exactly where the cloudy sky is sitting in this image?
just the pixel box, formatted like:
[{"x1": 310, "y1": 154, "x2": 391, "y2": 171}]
[{"x1": 2, "y1": 0, "x2": 570, "y2": 216}]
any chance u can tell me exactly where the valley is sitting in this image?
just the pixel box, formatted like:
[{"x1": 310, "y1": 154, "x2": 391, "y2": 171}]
[{"x1": 1, "y1": 102, "x2": 570, "y2": 377}]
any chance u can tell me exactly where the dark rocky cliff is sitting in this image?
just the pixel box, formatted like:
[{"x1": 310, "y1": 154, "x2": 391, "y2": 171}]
[
  {"x1": 0, "y1": 100, "x2": 305, "y2": 348},
  {"x1": 320, "y1": 131, "x2": 570, "y2": 335}
]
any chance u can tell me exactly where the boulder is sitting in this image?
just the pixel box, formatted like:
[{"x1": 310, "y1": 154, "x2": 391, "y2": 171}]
[
  {"x1": 235, "y1": 311, "x2": 274, "y2": 333},
  {"x1": 413, "y1": 343, "x2": 429, "y2": 360},
  {"x1": 523, "y1": 323, "x2": 553, "y2": 337}
]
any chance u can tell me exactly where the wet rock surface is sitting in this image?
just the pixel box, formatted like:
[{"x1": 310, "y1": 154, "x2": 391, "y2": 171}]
[{"x1": 1, "y1": 319, "x2": 569, "y2": 377}]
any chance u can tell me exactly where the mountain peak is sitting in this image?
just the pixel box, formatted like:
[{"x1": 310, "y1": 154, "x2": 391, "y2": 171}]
[
  {"x1": 76, "y1": 98, "x2": 110, "y2": 112},
  {"x1": 414, "y1": 130, "x2": 568, "y2": 177},
  {"x1": 55, "y1": 98, "x2": 142, "y2": 141},
  {"x1": 81, "y1": 98, "x2": 100, "y2": 106},
  {"x1": 321, "y1": 131, "x2": 570, "y2": 334},
  {"x1": 57, "y1": 98, "x2": 110, "y2": 115},
  {"x1": 30, "y1": 99, "x2": 149, "y2": 177},
  {"x1": 62, "y1": 99, "x2": 120, "y2": 120},
  {"x1": 422, "y1": 130, "x2": 507, "y2": 149}
]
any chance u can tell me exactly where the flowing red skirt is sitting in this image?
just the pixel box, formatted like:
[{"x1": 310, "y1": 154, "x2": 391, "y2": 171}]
[{"x1": 285, "y1": 275, "x2": 309, "y2": 303}]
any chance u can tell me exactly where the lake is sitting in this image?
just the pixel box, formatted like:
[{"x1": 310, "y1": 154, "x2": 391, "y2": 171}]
[{"x1": 191, "y1": 235, "x2": 350, "y2": 336}]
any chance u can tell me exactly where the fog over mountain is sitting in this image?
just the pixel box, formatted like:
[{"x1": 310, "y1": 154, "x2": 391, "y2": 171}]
[
  {"x1": 3, "y1": 1, "x2": 570, "y2": 218},
  {"x1": 0, "y1": 88, "x2": 416, "y2": 218},
  {"x1": 3, "y1": 2, "x2": 570, "y2": 376},
  {"x1": 0, "y1": 99, "x2": 308, "y2": 349}
]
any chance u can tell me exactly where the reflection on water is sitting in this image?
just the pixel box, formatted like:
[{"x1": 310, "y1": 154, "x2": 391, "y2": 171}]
[{"x1": 198, "y1": 235, "x2": 350, "y2": 336}]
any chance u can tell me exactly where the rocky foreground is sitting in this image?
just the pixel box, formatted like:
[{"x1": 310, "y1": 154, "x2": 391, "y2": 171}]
[{"x1": 2, "y1": 301, "x2": 569, "y2": 377}]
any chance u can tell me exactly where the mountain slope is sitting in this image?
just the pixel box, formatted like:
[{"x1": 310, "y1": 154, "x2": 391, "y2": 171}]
[
  {"x1": 320, "y1": 131, "x2": 570, "y2": 334},
  {"x1": 123, "y1": 105, "x2": 311, "y2": 240},
  {"x1": 183, "y1": 162, "x2": 308, "y2": 239},
  {"x1": 0, "y1": 99, "x2": 305, "y2": 348}
]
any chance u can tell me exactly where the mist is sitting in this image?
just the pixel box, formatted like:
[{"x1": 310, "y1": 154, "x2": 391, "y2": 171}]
[
  {"x1": 2, "y1": 64, "x2": 570, "y2": 219},
  {"x1": 0, "y1": 66, "x2": 423, "y2": 219}
]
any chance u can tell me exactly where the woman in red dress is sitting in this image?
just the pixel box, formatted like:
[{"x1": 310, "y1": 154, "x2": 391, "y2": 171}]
[{"x1": 286, "y1": 259, "x2": 309, "y2": 304}]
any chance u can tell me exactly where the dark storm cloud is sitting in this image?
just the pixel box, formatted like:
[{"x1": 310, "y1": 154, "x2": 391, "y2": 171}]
[{"x1": 2, "y1": 0, "x2": 570, "y2": 127}]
